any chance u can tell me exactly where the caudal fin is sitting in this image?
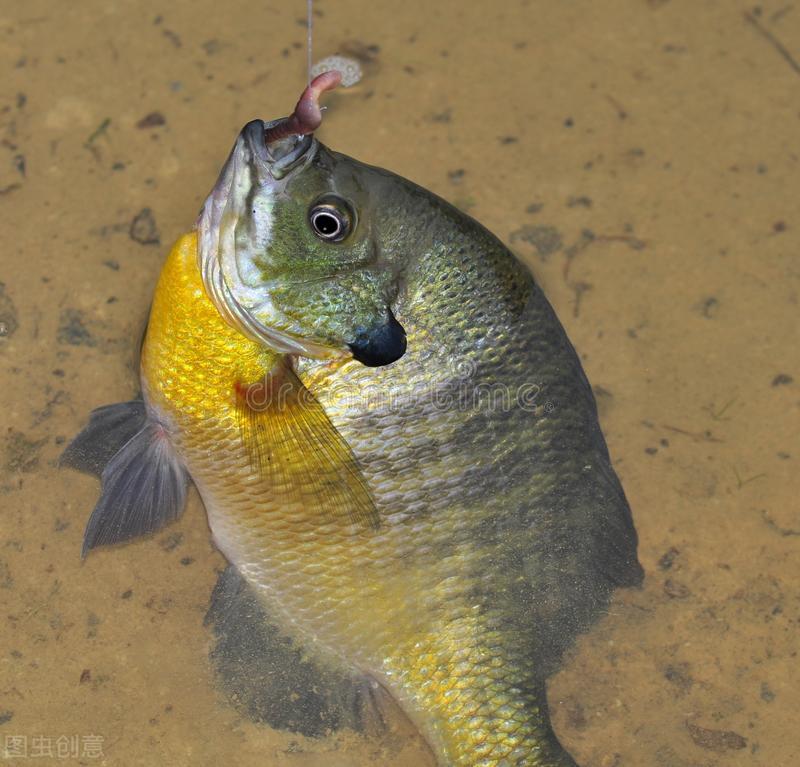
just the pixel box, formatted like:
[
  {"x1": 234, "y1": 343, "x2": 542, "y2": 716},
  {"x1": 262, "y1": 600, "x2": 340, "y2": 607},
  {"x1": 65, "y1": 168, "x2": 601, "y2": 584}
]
[{"x1": 61, "y1": 401, "x2": 188, "y2": 557}]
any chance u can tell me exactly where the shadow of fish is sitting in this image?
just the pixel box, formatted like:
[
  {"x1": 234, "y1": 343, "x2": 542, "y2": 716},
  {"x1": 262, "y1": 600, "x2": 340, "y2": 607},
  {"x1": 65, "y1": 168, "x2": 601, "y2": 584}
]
[{"x1": 63, "y1": 72, "x2": 642, "y2": 766}]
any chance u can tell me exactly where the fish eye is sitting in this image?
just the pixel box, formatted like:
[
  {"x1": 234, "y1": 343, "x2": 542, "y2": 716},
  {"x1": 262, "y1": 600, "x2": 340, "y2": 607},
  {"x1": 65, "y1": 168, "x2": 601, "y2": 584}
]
[{"x1": 309, "y1": 197, "x2": 354, "y2": 242}]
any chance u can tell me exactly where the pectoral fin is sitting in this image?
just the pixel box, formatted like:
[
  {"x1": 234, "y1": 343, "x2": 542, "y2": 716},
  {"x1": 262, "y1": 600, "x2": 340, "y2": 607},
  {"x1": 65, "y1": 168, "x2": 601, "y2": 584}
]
[{"x1": 235, "y1": 360, "x2": 379, "y2": 531}]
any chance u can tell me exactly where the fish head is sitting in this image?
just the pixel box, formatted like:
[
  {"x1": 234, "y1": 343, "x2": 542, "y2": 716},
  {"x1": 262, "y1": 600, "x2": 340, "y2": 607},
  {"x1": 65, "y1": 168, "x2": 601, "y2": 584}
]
[{"x1": 197, "y1": 112, "x2": 406, "y2": 367}]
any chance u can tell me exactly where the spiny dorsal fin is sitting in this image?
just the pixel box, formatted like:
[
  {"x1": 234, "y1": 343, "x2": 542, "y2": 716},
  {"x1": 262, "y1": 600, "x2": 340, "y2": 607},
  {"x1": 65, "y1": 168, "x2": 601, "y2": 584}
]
[{"x1": 235, "y1": 359, "x2": 379, "y2": 532}]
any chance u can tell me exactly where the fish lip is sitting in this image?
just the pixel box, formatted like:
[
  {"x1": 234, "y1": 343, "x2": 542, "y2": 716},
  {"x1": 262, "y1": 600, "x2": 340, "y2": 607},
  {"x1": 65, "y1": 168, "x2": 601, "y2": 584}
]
[
  {"x1": 197, "y1": 121, "x2": 343, "y2": 359},
  {"x1": 260, "y1": 119, "x2": 314, "y2": 178},
  {"x1": 238, "y1": 119, "x2": 317, "y2": 183}
]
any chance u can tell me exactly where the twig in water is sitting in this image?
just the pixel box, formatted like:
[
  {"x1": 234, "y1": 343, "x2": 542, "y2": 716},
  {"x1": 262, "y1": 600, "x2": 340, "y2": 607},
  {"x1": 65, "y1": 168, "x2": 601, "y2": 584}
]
[{"x1": 744, "y1": 11, "x2": 800, "y2": 76}]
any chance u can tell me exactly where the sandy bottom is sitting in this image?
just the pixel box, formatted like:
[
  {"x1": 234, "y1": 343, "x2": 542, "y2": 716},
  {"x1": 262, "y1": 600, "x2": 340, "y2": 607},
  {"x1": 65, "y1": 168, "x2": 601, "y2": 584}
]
[{"x1": 1, "y1": 1, "x2": 798, "y2": 765}]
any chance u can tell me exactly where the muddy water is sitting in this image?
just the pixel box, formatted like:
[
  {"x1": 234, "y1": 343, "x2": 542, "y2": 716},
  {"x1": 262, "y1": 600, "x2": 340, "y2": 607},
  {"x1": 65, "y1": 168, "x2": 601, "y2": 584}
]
[{"x1": 1, "y1": 1, "x2": 798, "y2": 765}]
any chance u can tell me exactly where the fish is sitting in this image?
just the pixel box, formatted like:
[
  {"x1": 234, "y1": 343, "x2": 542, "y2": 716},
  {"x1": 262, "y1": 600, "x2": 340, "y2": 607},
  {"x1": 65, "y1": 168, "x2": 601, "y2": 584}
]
[{"x1": 63, "y1": 70, "x2": 643, "y2": 766}]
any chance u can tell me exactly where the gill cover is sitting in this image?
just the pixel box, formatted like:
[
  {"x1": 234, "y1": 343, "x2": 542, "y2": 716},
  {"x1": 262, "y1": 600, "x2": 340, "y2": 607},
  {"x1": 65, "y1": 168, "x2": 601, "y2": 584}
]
[{"x1": 196, "y1": 71, "x2": 406, "y2": 366}]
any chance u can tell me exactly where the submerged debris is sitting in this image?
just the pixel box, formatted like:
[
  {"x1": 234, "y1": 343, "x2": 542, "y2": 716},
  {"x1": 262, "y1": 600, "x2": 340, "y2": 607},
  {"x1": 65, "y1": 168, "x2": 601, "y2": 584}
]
[
  {"x1": 5, "y1": 430, "x2": 47, "y2": 473},
  {"x1": 509, "y1": 225, "x2": 563, "y2": 259},
  {"x1": 0, "y1": 283, "x2": 19, "y2": 339},
  {"x1": 85, "y1": 118, "x2": 111, "y2": 148},
  {"x1": 685, "y1": 718, "x2": 747, "y2": 752},
  {"x1": 657, "y1": 547, "x2": 680, "y2": 571},
  {"x1": 310, "y1": 55, "x2": 362, "y2": 87},
  {"x1": 697, "y1": 296, "x2": 719, "y2": 319},
  {"x1": 136, "y1": 112, "x2": 166, "y2": 129},
  {"x1": 57, "y1": 309, "x2": 96, "y2": 347},
  {"x1": 130, "y1": 208, "x2": 160, "y2": 245},
  {"x1": 771, "y1": 373, "x2": 793, "y2": 387}
]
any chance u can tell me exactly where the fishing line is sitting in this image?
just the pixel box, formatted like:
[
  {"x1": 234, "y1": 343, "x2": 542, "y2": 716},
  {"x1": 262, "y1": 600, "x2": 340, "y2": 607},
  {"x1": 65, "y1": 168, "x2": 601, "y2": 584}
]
[{"x1": 307, "y1": 0, "x2": 313, "y2": 87}]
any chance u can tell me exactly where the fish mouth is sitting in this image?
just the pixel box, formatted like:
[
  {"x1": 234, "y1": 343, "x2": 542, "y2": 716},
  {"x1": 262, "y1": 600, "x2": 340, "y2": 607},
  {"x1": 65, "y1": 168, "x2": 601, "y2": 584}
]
[{"x1": 196, "y1": 120, "x2": 345, "y2": 359}]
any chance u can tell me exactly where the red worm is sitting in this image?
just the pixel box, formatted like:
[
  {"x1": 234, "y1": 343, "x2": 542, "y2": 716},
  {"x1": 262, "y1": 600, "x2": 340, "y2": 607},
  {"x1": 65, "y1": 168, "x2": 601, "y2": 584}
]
[{"x1": 263, "y1": 70, "x2": 342, "y2": 144}]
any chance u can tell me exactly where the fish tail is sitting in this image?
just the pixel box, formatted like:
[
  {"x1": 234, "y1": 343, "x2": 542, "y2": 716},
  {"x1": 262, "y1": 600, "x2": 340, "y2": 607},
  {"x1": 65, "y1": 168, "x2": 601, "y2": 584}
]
[{"x1": 61, "y1": 399, "x2": 188, "y2": 557}]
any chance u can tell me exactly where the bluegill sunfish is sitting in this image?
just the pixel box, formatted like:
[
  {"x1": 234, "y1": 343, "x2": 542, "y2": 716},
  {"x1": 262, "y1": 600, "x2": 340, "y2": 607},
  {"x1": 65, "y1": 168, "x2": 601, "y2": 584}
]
[{"x1": 64, "y1": 71, "x2": 642, "y2": 766}]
